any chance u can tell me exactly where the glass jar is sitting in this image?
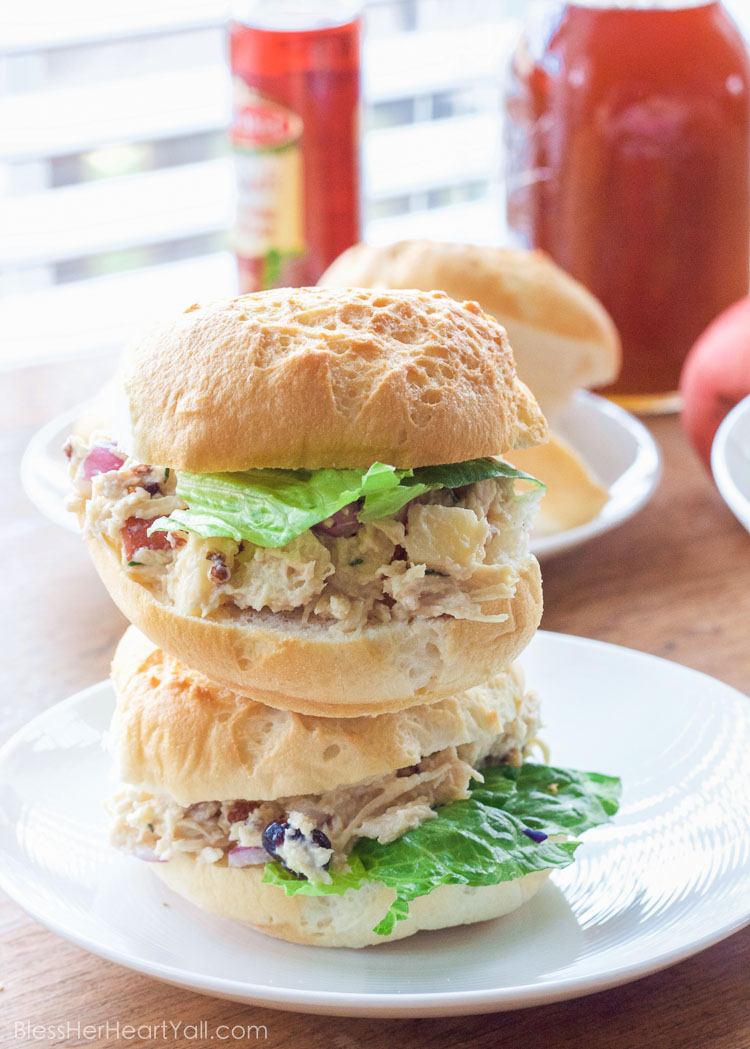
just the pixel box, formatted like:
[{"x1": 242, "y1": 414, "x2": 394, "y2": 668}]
[
  {"x1": 230, "y1": 0, "x2": 361, "y2": 292},
  {"x1": 505, "y1": 1, "x2": 750, "y2": 412}
]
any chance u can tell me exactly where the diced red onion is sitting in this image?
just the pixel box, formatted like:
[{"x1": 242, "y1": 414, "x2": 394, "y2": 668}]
[
  {"x1": 227, "y1": 845, "x2": 268, "y2": 867},
  {"x1": 133, "y1": 844, "x2": 166, "y2": 863},
  {"x1": 312, "y1": 503, "x2": 361, "y2": 538},
  {"x1": 81, "y1": 442, "x2": 125, "y2": 479}
]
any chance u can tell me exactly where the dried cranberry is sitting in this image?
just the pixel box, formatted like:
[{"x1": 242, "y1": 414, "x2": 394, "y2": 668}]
[
  {"x1": 311, "y1": 828, "x2": 332, "y2": 851},
  {"x1": 262, "y1": 819, "x2": 295, "y2": 859},
  {"x1": 261, "y1": 820, "x2": 331, "y2": 875}
]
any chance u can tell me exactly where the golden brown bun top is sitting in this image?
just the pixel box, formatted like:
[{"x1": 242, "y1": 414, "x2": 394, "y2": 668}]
[
  {"x1": 118, "y1": 286, "x2": 547, "y2": 471},
  {"x1": 319, "y1": 241, "x2": 621, "y2": 414},
  {"x1": 110, "y1": 627, "x2": 528, "y2": 805}
]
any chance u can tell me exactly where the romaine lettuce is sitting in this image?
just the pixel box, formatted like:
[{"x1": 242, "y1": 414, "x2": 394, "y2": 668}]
[
  {"x1": 262, "y1": 762, "x2": 620, "y2": 935},
  {"x1": 149, "y1": 457, "x2": 542, "y2": 549}
]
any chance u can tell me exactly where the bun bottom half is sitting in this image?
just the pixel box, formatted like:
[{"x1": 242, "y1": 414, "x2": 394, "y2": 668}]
[
  {"x1": 152, "y1": 853, "x2": 550, "y2": 949},
  {"x1": 87, "y1": 536, "x2": 542, "y2": 715}
]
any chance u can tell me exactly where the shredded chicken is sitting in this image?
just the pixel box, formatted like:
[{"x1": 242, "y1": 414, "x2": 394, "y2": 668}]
[
  {"x1": 107, "y1": 689, "x2": 542, "y2": 881},
  {"x1": 69, "y1": 435, "x2": 540, "y2": 631}
]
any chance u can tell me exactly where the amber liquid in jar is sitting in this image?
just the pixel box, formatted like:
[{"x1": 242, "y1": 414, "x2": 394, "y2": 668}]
[
  {"x1": 506, "y1": 2, "x2": 750, "y2": 411},
  {"x1": 230, "y1": 10, "x2": 361, "y2": 291}
]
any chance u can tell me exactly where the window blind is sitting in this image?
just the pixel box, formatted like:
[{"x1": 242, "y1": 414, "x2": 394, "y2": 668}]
[
  {"x1": 0, "y1": 0, "x2": 523, "y2": 367},
  {"x1": 4, "y1": 0, "x2": 747, "y2": 368}
]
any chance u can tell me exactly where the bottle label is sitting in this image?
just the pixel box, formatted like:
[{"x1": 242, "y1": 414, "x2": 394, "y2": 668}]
[{"x1": 231, "y1": 81, "x2": 305, "y2": 288}]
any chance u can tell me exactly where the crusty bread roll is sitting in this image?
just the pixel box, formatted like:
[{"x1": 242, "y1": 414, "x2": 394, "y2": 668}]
[
  {"x1": 318, "y1": 241, "x2": 620, "y2": 418},
  {"x1": 505, "y1": 435, "x2": 608, "y2": 534},
  {"x1": 110, "y1": 627, "x2": 530, "y2": 804},
  {"x1": 90, "y1": 536, "x2": 542, "y2": 715},
  {"x1": 153, "y1": 853, "x2": 550, "y2": 948},
  {"x1": 116, "y1": 286, "x2": 547, "y2": 471}
]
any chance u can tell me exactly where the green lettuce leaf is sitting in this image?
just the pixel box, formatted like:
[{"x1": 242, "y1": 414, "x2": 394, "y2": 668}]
[
  {"x1": 149, "y1": 457, "x2": 543, "y2": 548},
  {"x1": 262, "y1": 762, "x2": 620, "y2": 935}
]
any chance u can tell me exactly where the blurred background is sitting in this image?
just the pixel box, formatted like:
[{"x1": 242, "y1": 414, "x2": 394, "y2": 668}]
[
  {"x1": 9, "y1": 0, "x2": 747, "y2": 372},
  {"x1": 3, "y1": 1, "x2": 749, "y2": 362},
  {"x1": 0, "y1": 0, "x2": 527, "y2": 367}
]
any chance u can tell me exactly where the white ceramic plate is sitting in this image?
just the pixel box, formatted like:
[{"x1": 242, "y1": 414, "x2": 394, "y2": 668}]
[
  {"x1": 712, "y1": 393, "x2": 750, "y2": 533},
  {"x1": 2, "y1": 631, "x2": 749, "y2": 1019},
  {"x1": 20, "y1": 391, "x2": 660, "y2": 559},
  {"x1": 532, "y1": 390, "x2": 661, "y2": 558}
]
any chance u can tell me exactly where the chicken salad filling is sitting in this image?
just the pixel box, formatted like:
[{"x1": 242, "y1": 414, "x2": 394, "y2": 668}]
[
  {"x1": 108, "y1": 690, "x2": 543, "y2": 885},
  {"x1": 67, "y1": 435, "x2": 543, "y2": 632}
]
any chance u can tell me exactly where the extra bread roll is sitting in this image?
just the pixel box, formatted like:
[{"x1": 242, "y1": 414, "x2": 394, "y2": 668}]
[
  {"x1": 90, "y1": 536, "x2": 542, "y2": 715},
  {"x1": 318, "y1": 241, "x2": 620, "y2": 418},
  {"x1": 153, "y1": 854, "x2": 550, "y2": 948},
  {"x1": 110, "y1": 627, "x2": 531, "y2": 803},
  {"x1": 116, "y1": 286, "x2": 547, "y2": 471}
]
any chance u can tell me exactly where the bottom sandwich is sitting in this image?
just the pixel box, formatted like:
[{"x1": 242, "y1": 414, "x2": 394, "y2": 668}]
[{"x1": 107, "y1": 628, "x2": 620, "y2": 948}]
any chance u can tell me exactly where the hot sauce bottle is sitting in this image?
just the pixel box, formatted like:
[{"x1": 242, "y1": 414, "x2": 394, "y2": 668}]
[
  {"x1": 230, "y1": 1, "x2": 361, "y2": 292},
  {"x1": 505, "y1": 1, "x2": 750, "y2": 411}
]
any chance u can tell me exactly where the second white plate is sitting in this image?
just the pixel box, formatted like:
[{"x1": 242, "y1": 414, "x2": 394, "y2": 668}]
[{"x1": 1, "y1": 632, "x2": 749, "y2": 1017}]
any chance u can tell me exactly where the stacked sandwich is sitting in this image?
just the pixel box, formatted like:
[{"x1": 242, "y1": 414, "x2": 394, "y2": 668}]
[{"x1": 68, "y1": 287, "x2": 619, "y2": 947}]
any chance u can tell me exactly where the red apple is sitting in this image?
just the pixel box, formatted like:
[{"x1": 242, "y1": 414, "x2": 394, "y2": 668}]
[{"x1": 679, "y1": 296, "x2": 750, "y2": 468}]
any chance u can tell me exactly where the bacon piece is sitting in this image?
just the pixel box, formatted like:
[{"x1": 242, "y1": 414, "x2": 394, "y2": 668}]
[
  {"x1": 121, "y1": 517, "x2": 182, "y2": 560},
  {"x1": 81, "y1": 442, "x2": 125, "y2": 479}
]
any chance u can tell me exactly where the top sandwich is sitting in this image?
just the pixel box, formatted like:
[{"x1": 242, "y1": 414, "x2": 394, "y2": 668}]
[{"x1": 67, "y1": 287, "x2": 548, "y2": 713}]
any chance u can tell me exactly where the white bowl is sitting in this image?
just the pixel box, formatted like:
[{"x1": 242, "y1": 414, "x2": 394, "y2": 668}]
[{"x1": 711, "y1": 393, "x2": 750, "y2": 533}]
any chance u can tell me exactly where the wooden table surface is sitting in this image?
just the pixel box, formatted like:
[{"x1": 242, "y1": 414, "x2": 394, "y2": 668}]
[{"x1": 2, "y1": 356, "x2": 749, "y2": 1049}]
